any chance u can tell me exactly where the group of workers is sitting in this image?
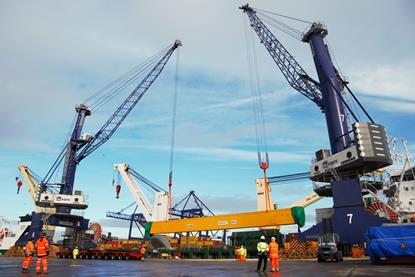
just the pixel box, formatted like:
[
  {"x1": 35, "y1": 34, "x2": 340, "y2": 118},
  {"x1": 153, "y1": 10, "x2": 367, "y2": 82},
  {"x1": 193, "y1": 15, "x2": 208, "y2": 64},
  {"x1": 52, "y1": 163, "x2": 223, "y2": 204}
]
[
  {"x1": 21, "y1": 232, "x2": 81, "y2": 274},
  {"x1": 21, "y1": 232, "x2": 49, "y2": 274},
  {"x1": 22, "y1": 232, "x2": 148, "y2": 273},
  {"x1": 235, "y1": 245, "x2": 247, "y2": 261},
  {"x1": 22, "y1": 233, "x2": 279, "y2": 273},
  {"x1": 257, "y1": 235, "x2": 279, "y2": 272},
  {"x1": 234, "y1": 235, "x2": 280, "y2": 272}
]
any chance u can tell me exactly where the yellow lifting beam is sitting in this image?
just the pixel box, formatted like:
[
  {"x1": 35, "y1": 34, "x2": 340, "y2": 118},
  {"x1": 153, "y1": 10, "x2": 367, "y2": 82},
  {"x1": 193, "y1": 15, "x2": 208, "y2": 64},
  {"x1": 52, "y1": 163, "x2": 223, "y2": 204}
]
[{"x1": 145, "y1": 206, "x2": 305, "y2": 236}]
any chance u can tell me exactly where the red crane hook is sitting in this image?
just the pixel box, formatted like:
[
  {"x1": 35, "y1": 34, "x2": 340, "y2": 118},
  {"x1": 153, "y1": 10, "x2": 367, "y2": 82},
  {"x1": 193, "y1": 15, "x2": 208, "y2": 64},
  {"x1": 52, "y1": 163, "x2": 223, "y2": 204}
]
[{"x1": 115, "y1": 184, "x2": 121, "y2": 199}]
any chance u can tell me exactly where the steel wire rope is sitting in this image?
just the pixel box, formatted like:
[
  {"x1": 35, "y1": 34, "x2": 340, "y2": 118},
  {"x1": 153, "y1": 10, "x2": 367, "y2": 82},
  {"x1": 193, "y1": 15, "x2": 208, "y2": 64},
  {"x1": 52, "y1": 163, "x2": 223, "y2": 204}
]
[
  {"x1": 243, "y1": 15, "x2": 272, "y2": 211},
  {"x1": 90, "y1": 56, "x2": 161, "y2": 112},
  {"x1": 243, "y1": 18, "x2": 262, "y2": 164},
  {"x1": 84, "y1": 45, "x2": 172, "y2": 107},
  {"x1": 260, "y1": 13, "x2": 303, "y2": 37},
  {"x1": 90, "y1": 51, "x2": 167, "y2": 113},
  {"x1": 325, "y1": 42, "x2": 363, "y2": 126},
  {"x1": 42, "y1": 114, "x2": 78, "y2": 186},
  {"x1": 51, "y1": 114, "x2": 79, "y2": 185},
  {"x1": 259, "y1": 16, "x2": 302, "y2": 41},
  {"x1": 250, "y1": 26, "x2": 270, "y2": 165},
  {"x1": 342, "y1": 82, "x2": 375, "y2": 123},
  {"x1": 348, "y1": 91, "x2": 363, "y2": 122},
  {"x1": 86, "y1": 47, "x2": 170, "y2": 112},
  {"x1": 252, "y1": 35, "x2": 270, "y2": 165},
  {"x1": 117, "y1": 202, "x2": 137, "y2": 214},
  {"x1": 167, "y1": 47, "x2": 180, "y2": 218},
  {"x1": 256, "y1": 12, "x2": 303, "y2": 41},
  {"x1": 130, "y1": 168, "x2": 166, "y2": 192},
  {"x1": 253, "y1": 7, "x2": 313, "y2": 24}
]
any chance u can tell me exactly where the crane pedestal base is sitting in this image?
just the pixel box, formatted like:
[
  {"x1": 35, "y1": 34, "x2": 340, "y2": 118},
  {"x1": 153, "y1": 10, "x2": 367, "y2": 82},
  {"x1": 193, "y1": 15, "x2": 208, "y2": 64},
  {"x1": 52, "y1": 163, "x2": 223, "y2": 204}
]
[
  {"x1": 302, "y1": 179, "x2": 390, "y2": 244},
  {"x1": 14, "y1": 212, "x2": 89, "y2": 247}
]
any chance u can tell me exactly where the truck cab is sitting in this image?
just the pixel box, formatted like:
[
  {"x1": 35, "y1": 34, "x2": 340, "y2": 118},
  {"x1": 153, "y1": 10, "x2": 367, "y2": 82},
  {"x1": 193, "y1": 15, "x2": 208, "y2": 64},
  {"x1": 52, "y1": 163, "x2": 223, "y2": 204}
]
[{"x1": 317, "y1": 233, "x2": 343, "y2": 262}]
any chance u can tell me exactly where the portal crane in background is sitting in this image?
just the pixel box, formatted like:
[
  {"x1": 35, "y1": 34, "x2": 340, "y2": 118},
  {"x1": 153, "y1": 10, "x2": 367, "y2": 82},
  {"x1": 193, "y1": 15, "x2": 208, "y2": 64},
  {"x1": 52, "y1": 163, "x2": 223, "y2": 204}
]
[
  {"x1": 16, "y1": 40, "x2": 181, "y2": 246},
  {"x1": 111, "y1": 165, "x2": 306, "y2": 237},
  {"x1": 113, "y1": 163, "x2": 169, "y2": 223},
  {"x1": 241, "y1": 4, "x2": 393, "y2": 244},
  {"x1": 109, "y1": 164, "x2": 223, "y2": 241},
  {"x1": 256, "y1": 173, "x2": 323, "y2": 211}
]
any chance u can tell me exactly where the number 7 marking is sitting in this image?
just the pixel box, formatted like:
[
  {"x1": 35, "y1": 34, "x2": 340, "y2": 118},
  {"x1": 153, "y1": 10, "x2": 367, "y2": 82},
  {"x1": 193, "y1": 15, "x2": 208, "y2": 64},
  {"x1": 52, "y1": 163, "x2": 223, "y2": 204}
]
[{"x1": 347, "y1": 213, "x2": 353, "y2": 224}]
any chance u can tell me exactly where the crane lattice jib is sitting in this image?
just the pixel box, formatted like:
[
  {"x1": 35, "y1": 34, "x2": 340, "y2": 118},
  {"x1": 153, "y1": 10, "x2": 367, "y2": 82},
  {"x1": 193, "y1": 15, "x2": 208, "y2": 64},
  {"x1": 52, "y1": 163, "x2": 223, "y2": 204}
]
[
  {"x1": 129, "y1": 167, "x2": 166, "y2": 193},
  {"x1": 77, "y1": 41, "x2": 181, "y2": 161},
  {"x1": 242, "y1": 7, "x2": 323, "y2": 109}
]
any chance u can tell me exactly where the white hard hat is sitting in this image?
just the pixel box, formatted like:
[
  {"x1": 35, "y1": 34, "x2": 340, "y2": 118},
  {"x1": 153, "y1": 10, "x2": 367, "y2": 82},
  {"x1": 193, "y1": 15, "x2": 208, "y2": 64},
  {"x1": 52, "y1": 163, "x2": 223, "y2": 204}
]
[{"x1": 260, "y1": 235, "x2": 265, "y2": 240}]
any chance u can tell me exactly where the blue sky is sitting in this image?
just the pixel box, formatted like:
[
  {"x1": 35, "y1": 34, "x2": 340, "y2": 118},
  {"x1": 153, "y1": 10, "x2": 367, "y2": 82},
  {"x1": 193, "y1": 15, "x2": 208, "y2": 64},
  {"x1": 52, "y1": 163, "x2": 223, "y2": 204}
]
[{"x1": 1, "y1": 0, "x2": 414, "y2": 238}]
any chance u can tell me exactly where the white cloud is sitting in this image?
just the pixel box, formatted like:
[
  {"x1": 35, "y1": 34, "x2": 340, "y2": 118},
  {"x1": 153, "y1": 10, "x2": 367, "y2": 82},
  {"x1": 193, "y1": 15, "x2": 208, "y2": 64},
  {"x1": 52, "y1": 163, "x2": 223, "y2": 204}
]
[
  {"x1": 177, "y1": 146, "x2": 311, "y2": 163},
  {"x1": 373, "y1": 98, "x2": 415, "y2": 113},
  {"x1": 108, "y1": 140, "x2": 311, "y2": 164},
  {"x1": 350, "y1": 64, "x2": 414, "y2": 101}
]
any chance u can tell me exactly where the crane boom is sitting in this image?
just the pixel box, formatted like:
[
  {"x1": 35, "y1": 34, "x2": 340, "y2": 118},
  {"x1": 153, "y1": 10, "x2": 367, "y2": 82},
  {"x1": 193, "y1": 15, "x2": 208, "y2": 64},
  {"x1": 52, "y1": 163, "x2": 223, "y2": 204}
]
[
  {"x1": 114, "y1": 163, "x2": 169, "y2": 222},
  {"x1": 18, "y1": 165, "x2": 39, "y2": 204},
  {"x1": 56, "y1": 40, "x2": 181, "y2": 206},
  {"x1": 287, "y1": 193, "x2": 322, "y2": 208},
  {"x1": 114, "y1": 164, "x2": 154, "y2": 221},
  {"x1": 240, "y1": 4, "x2": 323, "y2": 108},
  {"x1": 77, "y1": 40, "x2": 182, "y2": 161},
  {"x1": 241, "y1": 4, "x2": 352, "y2": 154},
  {"x1": 18, "y1": 165, "x2": 56, "y2": 214}
]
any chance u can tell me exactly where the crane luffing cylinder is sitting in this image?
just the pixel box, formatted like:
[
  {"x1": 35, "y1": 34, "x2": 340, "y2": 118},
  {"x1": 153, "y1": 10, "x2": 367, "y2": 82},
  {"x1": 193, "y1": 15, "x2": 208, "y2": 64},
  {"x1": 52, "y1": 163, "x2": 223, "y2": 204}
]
[
  {"x1": 144, "y1": 206, "x2": 305, "y2": 236},
  {"x1": 302, "y1": 24, "x2": 351, "y2": 154}
]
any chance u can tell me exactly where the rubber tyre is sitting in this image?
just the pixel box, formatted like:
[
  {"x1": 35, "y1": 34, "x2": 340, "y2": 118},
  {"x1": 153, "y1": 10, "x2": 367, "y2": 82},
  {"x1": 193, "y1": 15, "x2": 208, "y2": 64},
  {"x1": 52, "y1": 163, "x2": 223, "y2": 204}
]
[{"x1": 370, "y1": 251, "x2": 378, "y2": 265}]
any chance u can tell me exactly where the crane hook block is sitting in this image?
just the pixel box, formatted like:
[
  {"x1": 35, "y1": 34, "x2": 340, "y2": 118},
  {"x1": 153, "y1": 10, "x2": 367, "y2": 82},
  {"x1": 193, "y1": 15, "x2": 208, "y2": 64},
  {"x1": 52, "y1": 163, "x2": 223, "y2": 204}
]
[
  {"x1": 17, "y1": 180, "x2": 23, "y2": 194},
  {"x1": 115, "y1": 184, "x2": 121, "y2": 199},
  {"x1": 260, "y1": 162, "x2": 269, "y2": 170}
]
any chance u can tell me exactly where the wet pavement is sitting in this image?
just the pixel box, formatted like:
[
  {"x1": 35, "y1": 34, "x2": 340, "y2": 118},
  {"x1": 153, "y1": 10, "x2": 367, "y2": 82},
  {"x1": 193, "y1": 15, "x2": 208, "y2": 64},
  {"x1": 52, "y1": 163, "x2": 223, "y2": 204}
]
[{"x1": 0, "y1": 257, "x2": 414, "y2": 276}]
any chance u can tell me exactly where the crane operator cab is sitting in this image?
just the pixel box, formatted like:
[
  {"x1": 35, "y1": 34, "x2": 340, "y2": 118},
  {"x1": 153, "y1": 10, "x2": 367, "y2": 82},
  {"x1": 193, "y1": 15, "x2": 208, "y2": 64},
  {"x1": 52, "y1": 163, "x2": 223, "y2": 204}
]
[{"x1": 36, "y1": 187, "x2": 88, "y2": 210}]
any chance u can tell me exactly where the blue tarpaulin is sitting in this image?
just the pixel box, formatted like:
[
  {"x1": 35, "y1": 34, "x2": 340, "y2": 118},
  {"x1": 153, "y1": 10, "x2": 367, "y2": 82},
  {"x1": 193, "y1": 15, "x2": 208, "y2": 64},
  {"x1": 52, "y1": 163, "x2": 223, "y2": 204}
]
[{"x1": 367, "y1": 224, "x2": 415, "y2": 260}]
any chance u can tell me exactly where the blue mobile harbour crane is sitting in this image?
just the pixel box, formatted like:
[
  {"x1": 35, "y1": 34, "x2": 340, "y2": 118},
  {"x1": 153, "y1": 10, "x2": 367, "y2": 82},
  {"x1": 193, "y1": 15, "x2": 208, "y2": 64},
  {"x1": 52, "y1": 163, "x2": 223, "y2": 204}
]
[
  {"x1": 240, "y1": 4, "x2": 394, "y2": 253},
  {"x1": 16, "y1": 40, "x2": 181, "y2": 246}
]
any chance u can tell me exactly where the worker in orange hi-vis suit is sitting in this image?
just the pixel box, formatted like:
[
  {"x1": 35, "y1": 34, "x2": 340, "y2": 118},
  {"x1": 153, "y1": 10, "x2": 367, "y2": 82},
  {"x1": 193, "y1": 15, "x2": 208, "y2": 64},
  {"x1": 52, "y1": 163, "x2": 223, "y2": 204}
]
[
  {"x1": 35, "y1": 232, "x2": 49, "y2": 274},
  {"x1": 234, "y1": 246, "x2": 240, "y2": 261},
  {"x1": 268, "y1": 237, "x2": 280, "y2": 272},
  {"x1": 21, "y1": 238, "x2": 35, "y2": 273},
  {"x1": 139, "y1": 246, "x2": 146, "y2": 261}
]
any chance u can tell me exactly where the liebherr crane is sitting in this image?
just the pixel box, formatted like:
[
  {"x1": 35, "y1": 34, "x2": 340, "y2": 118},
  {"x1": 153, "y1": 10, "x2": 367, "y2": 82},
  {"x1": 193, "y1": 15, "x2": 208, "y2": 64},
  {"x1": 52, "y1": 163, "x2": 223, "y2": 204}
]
[
  {"x1": 16, "y1": 40, "x2": 181, "y2": 245},
  {"x1": 241, "y1": 4, "x2": 393, "y2": 244},
  {"x1": 113, "y1": 163, "x2": 169, "y2": 223}
]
